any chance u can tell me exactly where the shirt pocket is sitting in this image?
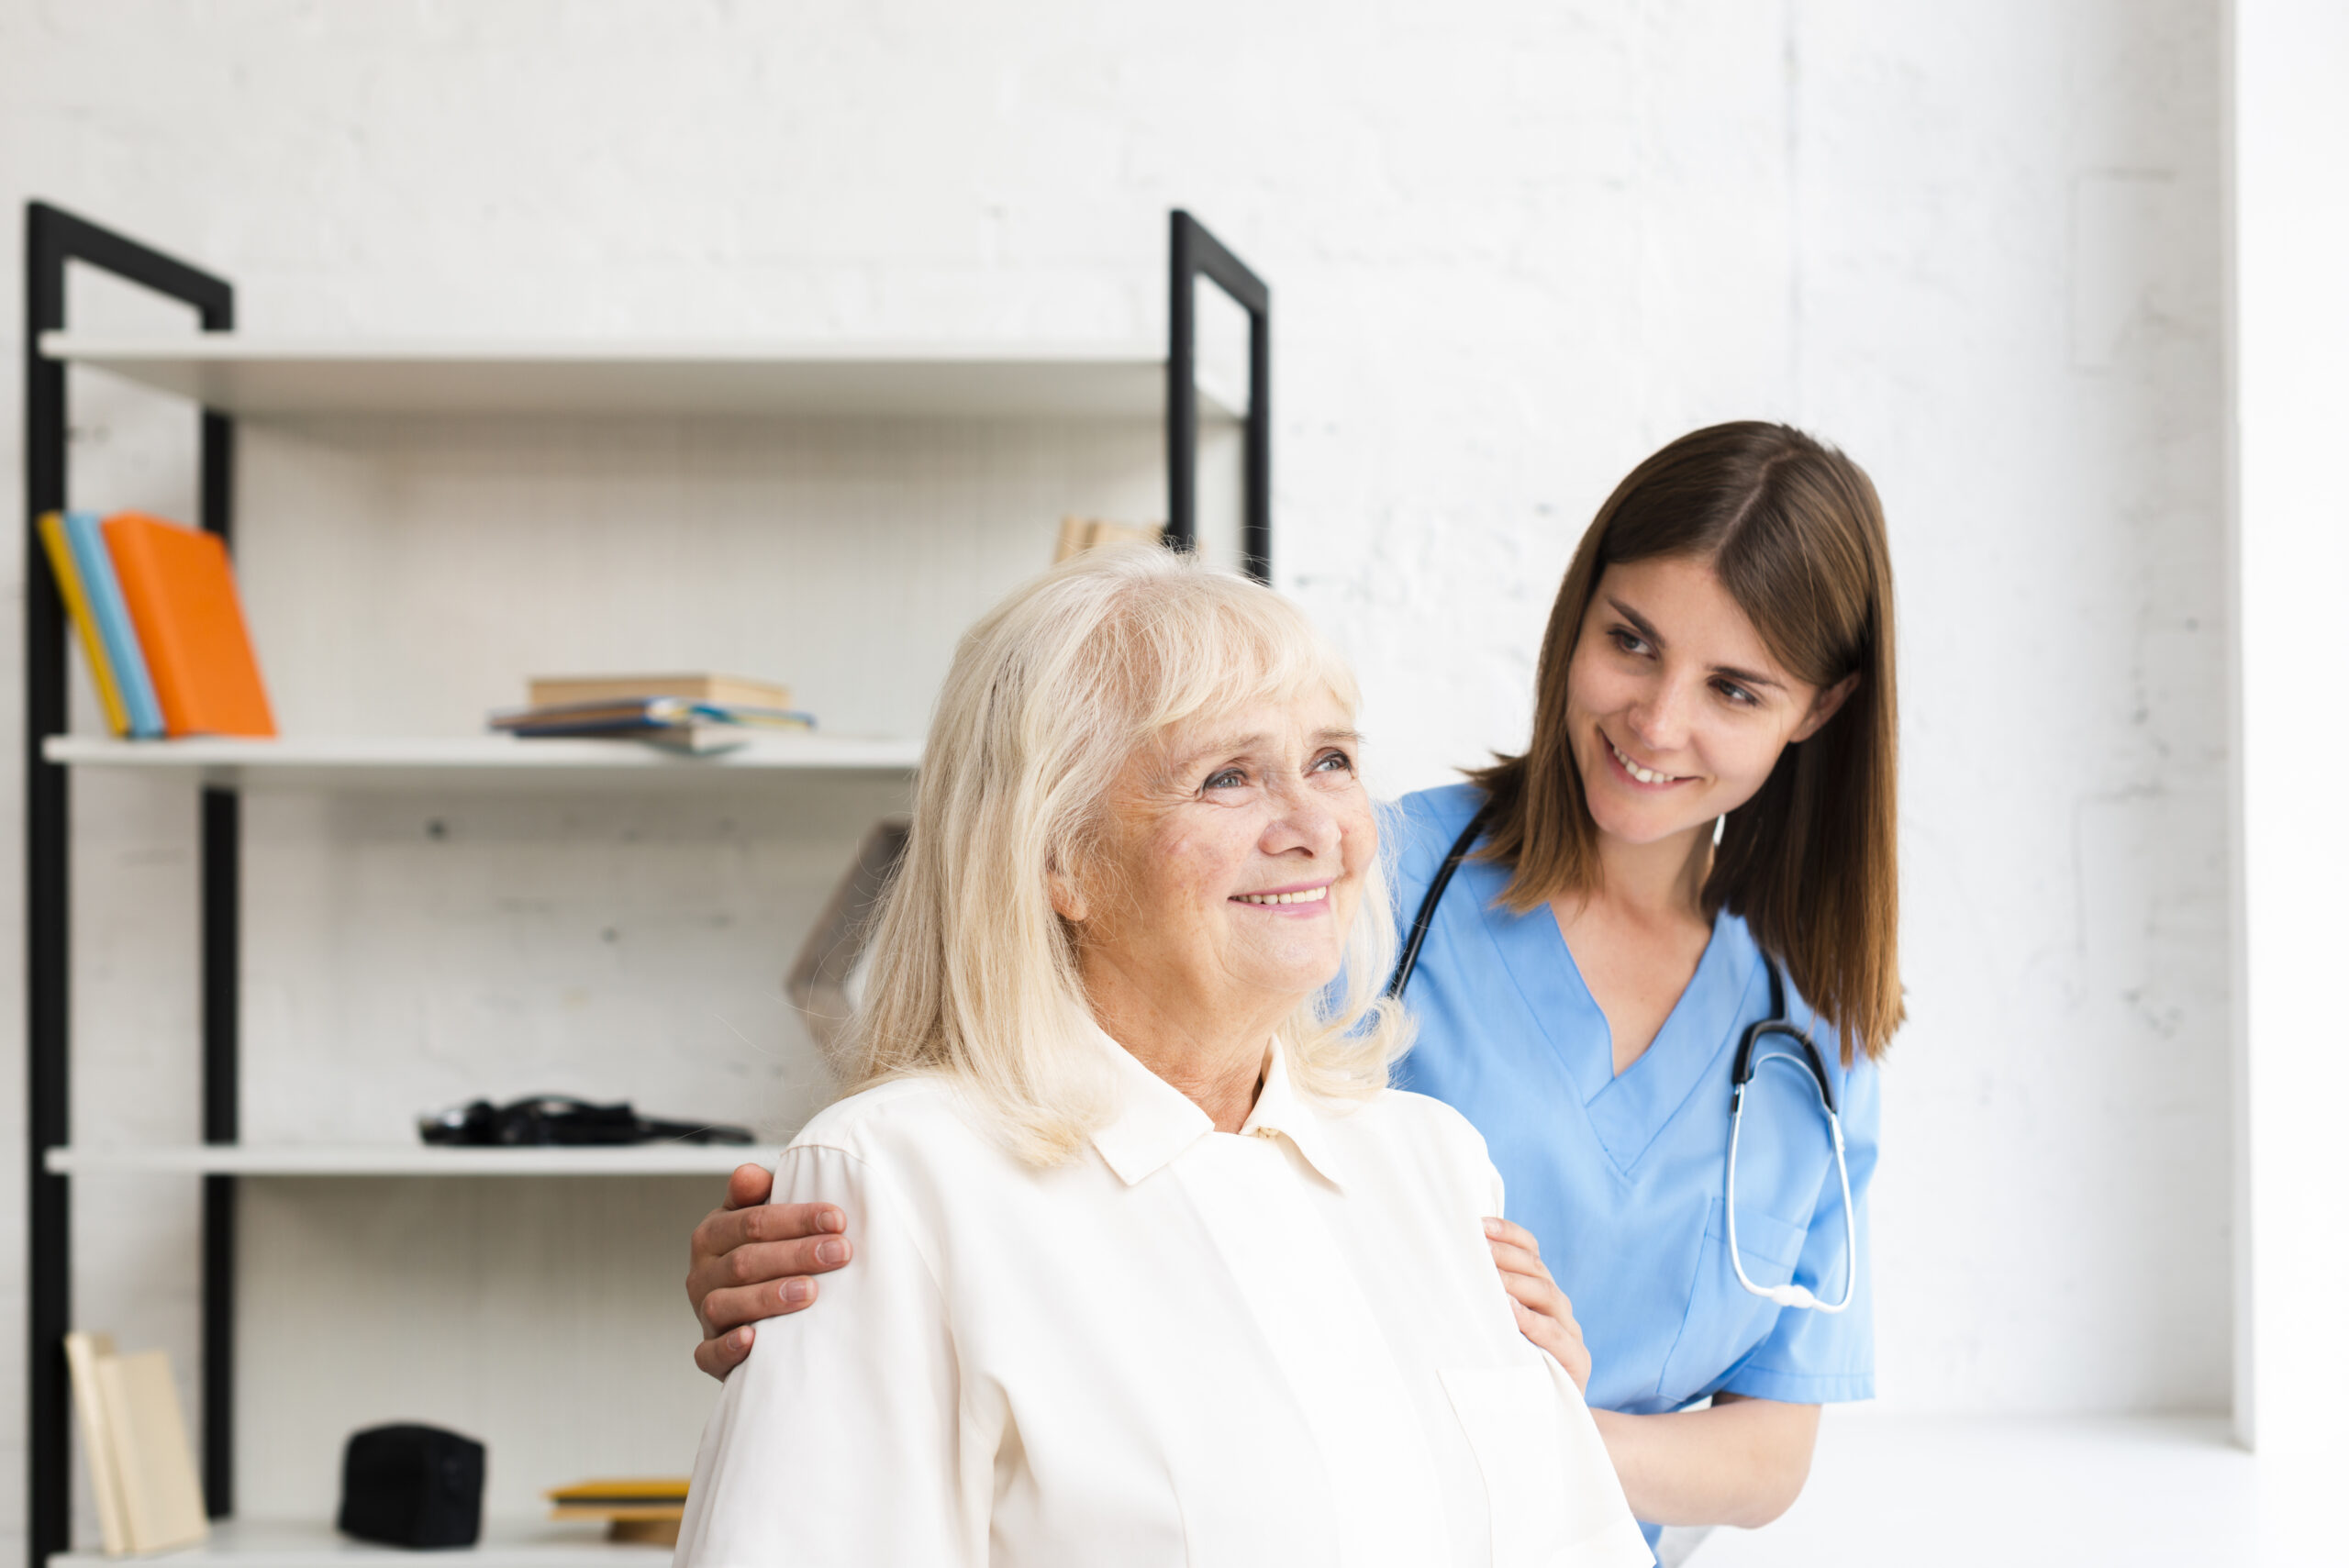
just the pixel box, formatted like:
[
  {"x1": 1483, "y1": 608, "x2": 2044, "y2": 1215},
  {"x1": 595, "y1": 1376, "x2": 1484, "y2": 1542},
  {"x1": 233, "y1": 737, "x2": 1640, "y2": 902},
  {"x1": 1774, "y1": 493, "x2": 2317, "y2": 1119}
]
[
  {"x1": 1440, "y1": 1364, "x2": 1575, "y2": 1565},
  {"x1": 1654, "y1": 1196, "x2": 1810, "y2": 1407}
]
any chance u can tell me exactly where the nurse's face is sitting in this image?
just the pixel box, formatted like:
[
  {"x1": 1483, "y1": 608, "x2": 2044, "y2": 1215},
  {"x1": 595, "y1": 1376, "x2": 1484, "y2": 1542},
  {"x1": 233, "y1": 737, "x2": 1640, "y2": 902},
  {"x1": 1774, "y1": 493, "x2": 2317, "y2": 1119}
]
[
  {"x1": 1067, "y1": 689, "x2": 1375, "y2": 1031},
  {"x1": 1563, "y1": 555, "x2": 1854, "y2": 849}
]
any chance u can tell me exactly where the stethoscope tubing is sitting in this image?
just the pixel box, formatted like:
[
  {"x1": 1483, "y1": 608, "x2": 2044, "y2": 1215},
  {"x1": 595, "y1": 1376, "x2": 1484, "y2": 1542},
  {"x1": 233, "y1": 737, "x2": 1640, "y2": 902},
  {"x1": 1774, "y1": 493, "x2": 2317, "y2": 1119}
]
[{"x1": 1389, "y1": 801, "x2": 1858, "y2": 1315}]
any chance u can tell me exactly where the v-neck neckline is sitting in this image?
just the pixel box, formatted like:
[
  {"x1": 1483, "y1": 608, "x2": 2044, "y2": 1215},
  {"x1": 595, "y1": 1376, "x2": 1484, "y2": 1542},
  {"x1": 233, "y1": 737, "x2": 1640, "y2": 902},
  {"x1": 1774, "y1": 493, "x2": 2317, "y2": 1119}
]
[
  {"x1": 1475, "y1": 870, "x2": 1766, "y2": 1173},
  {"x1": 1547, "y1": 898, "x2": 1721, "y2": 1083}
]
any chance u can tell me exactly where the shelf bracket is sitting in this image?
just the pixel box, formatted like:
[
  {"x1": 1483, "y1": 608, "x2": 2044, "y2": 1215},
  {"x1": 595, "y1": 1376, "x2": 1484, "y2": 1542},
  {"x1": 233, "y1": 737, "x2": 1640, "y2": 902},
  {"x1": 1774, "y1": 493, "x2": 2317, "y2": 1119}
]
[
  {"x1": 24, "y1": 202, "x2": 239, "y2": 1562},
  {"x1": 1165, "y1": 211, "x2": 1271, "y2": 584}
]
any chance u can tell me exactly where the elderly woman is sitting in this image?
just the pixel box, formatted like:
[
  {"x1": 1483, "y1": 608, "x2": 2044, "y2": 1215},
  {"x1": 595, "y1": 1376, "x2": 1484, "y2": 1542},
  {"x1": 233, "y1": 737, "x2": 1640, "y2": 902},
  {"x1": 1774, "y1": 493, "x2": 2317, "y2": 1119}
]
[{"x1": 674, "y1": 550, "x2": 1648, "y2": 1567}]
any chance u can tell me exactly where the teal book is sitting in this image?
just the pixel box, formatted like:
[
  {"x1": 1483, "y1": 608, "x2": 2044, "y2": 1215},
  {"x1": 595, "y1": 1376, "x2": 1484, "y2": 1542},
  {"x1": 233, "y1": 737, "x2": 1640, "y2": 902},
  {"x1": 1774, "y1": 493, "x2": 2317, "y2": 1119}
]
[{"x1": 63, "y1": 511, "x2": 164, "y2": 738}]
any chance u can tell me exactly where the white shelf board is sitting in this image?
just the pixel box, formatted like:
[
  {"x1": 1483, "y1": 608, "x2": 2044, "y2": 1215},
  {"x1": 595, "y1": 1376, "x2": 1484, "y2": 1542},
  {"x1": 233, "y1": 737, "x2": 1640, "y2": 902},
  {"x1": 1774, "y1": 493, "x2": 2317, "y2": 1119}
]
[
  {"x1": 39, "y1": 332, "x2": 1246, "y2": 421},
  {"x1": 43, "y1": 733, "x2": 920, "y2": 789},
  {"x1": 51, "y1": 1518, "x2": 672, "y2": 1568},
  {"x1": 47, "y1": 1143, "x2": 782, "y2": 1177}
]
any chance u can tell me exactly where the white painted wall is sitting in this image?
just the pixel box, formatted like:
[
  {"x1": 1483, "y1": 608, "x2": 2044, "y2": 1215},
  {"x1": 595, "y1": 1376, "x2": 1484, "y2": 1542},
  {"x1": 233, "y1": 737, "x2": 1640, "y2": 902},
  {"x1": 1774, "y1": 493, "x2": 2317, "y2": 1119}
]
[
  {"x1": 0, "y1": 0, "x2": 2230, "y2": 1557},
  {"x1": 2230, "y1": 0, "x2": 2349, "y2": 1496}
]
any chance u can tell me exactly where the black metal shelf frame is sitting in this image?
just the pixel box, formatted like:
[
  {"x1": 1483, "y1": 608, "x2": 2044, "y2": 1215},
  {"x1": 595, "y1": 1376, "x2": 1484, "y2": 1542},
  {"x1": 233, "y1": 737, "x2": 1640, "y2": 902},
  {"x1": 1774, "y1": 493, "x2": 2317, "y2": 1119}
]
[
  {"x1": 24, "y1": 202, "x2": 240, "y2": 1562},
  {"x1": 1165, "y1": 208, "x2": 1271, "y2": 584},
  {"x1": 20, "y1": 201, "x2": 1267, "y2": 1567}
]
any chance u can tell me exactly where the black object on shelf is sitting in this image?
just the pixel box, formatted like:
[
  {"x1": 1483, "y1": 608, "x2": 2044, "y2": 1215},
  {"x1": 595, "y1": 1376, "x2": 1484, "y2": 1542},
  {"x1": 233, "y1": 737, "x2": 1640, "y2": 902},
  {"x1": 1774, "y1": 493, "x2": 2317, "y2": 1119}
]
[
  {"x1": 21, "y1": 200, "x2": 1270, "y2": 1568},
  {"x1": 417, "y1": 1095, "x2": 754, "y2": 1148},
  {"x1": 338, "y1": 1425, "x2": 485, "y2": 1551}
]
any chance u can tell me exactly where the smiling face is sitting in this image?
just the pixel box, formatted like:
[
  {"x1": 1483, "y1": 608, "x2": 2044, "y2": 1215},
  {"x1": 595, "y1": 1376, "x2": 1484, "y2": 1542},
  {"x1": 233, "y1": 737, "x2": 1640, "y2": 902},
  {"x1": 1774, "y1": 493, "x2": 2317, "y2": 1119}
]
[
  {"x1": 1059, "y1": 688, "x2": 1375, "y2": 1037},
  {"x1": 1564, "y1": 554, "x2": 1854, "y2": 850}
]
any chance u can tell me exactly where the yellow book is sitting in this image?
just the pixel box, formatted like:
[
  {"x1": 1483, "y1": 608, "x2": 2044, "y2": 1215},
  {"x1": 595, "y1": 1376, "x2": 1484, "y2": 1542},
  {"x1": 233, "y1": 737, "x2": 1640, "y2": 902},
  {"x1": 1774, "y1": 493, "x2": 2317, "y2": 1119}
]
[
  {"x1": 548, "y1": 1478, "x2": 689, "y2": 1546},
  {"x1": 37, "y1": 512, "x2": 130, "y2": 737},
  {"x1": 547, "y1": 1476, "x2": 690, "y2": 1511}
]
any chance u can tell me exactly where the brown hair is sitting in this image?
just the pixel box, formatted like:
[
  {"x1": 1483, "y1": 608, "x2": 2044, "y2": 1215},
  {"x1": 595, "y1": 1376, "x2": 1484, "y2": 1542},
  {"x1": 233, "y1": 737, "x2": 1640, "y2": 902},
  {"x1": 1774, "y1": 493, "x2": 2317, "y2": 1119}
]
[{"x1": 1467, "y1": 422, "x2": 1902, "y2": 1062}]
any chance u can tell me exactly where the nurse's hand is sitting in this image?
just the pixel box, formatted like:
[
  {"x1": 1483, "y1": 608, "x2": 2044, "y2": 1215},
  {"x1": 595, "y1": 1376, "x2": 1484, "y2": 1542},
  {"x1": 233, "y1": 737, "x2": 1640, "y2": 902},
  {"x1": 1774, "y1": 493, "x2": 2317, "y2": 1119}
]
[
  {"x1": 688, "y1": 1162, "x2": 853, "y2": 1380},
  {"x1": 1485, "y1": 1217, "x2": 1591, "y2": 1394}
]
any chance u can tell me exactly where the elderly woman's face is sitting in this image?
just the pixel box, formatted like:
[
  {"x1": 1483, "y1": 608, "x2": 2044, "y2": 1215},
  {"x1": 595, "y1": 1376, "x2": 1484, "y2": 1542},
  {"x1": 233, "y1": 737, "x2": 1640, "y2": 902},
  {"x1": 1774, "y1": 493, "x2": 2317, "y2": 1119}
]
[{"x1": 1072, "y1": 687, "x2": 1374, "y2": 1024}]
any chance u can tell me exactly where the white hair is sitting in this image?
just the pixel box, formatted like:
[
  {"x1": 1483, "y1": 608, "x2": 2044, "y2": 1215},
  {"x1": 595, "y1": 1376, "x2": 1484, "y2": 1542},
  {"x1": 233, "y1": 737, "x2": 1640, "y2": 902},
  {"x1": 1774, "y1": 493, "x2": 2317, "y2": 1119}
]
[{"x1": 836, "y1": 546, "x2": 1410, "y2": 1165}]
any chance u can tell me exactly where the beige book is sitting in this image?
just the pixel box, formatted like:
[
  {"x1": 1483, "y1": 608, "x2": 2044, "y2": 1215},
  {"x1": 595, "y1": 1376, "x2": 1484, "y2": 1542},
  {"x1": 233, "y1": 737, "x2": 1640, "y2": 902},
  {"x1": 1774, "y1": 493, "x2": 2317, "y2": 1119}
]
[
  {"x1": 527, "y1": 673, "x2": 792, "y2": 710},
  {"x1": 1053, "y1": 517, "x2": 1165, "y2": 563},
  {"x1": 92, "y1": 1351, "x2": 208, "y2": 1555},
  {"x1": 61, "y1": 1333, "x2": 129, "y2": 1555}
]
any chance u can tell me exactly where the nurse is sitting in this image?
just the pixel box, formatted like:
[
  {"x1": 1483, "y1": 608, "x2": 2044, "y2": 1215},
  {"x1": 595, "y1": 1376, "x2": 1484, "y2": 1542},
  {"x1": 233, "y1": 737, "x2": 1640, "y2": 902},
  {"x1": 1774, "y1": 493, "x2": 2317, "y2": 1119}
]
[
  {"x1": 685, "y1": 421, "x2": 1898, "y2": 1558},
  {"x1": 1387, "y1": 421, "x2": 1897, "y2": 1554}
]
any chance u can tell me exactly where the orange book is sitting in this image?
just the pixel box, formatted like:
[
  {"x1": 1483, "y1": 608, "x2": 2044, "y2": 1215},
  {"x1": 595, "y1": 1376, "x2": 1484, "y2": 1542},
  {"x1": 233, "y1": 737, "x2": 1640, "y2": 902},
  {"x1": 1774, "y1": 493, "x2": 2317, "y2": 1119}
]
[{"x1": 101, "y1": 513, "x2": 276, "y2": 738}]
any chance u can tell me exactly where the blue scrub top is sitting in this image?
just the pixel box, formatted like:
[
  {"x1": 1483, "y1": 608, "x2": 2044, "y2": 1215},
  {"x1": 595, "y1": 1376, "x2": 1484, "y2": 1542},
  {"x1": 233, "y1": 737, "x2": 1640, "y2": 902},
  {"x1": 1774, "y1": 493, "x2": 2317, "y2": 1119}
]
[{"x1": 1388, "y1": 784, "x2": 1878, "y2": 1424}]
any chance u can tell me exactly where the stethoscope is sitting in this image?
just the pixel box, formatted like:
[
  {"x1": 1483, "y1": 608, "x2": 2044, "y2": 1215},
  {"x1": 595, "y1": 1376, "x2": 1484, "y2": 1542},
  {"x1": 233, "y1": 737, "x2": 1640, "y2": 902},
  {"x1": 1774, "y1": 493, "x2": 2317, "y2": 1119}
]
[{"x1": 1386, "y1": 803, "x2": 1857, "y2": 1314}]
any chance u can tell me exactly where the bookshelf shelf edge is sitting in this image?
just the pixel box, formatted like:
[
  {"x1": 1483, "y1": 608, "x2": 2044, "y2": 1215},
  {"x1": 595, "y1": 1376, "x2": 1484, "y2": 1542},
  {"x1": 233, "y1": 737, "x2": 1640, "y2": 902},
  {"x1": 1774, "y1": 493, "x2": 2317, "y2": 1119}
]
[
  {"x1": 41, "y1": 735, "x2": 925, "y2": 783},
  {"x1": 47, "y1": 1145, "x2": 788, "y2": 1177},
  {"x1": 50, "y1": 1518, "x2": 676, "y2": 1567},
  {"x1": 38, "y1": 332, "x2": 1248, "y2": 421}
]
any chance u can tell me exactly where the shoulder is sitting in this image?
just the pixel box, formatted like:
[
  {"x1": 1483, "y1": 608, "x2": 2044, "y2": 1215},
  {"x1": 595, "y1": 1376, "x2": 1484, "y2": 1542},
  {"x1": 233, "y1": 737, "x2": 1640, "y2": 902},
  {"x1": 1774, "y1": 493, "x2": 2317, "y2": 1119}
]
[
  {"x1": 1390, "y1": 781, "x2": 1488, "y2": 840},
  {"x1": 1370, "y1": 1084, "x2": 1492, "y2": 1155},
  {"x1": 1386, "y1": 783, "x2": 1491, "y2": 888},
  {"x1": 788, "y1": 1074, "x2": 993, "y2": 1169},
  {"x1": 781, "y1": 1075, "x2": 1040, "y2": 1246},
  {"x1": 1339, "y1": 1084, "x2": 1498, "y2": 1184},
  {"x1": 1720, "y1": 911, "x2": 1877, "y2": 1117}
]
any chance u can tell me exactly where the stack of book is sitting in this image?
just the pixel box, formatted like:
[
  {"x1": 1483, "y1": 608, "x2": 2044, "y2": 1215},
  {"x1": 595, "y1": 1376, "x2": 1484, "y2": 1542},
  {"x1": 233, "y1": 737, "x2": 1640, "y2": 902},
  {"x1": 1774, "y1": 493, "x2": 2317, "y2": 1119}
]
[
  {"x1": 546, "y1": 1477, "x2": 690, "y2": 1546},
  {"x1": 491, "y1": 674, "x2": 813, "y2": 754},
  {"x1": 38, "y1": 510, "x2": 277, "y2": 739},
  {"x1": 63, "y1": 1333, "x2": 209, "y2": 1556}
]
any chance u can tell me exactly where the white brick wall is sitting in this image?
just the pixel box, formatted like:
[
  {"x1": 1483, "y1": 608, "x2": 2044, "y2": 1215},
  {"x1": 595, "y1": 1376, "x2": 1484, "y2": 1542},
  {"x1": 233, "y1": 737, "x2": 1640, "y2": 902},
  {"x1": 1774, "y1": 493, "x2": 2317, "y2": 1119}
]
[{"x1": 0, "y1": 0, "x2": 2228, "y2": 1554}]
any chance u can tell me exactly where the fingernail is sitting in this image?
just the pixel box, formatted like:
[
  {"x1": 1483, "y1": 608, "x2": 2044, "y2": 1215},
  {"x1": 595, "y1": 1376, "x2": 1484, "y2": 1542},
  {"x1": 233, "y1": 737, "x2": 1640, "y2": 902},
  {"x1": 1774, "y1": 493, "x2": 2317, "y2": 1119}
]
[
  {"x1": 783, "y1": 1279, "x2": 812, "y2": 1306},
  {"x1": 1482, "y1": 1218, "x2": 1502, "y2": 1236},
  {"x1": 731, "y1": 1327, "x2": 752, "y2": 1349},
  {"x1": 821, "y1": 1207, "x2": 846, "y2": 1232},
  {"x1": 815, "y1": 1240, "x2": 847, "y2": 1265}
]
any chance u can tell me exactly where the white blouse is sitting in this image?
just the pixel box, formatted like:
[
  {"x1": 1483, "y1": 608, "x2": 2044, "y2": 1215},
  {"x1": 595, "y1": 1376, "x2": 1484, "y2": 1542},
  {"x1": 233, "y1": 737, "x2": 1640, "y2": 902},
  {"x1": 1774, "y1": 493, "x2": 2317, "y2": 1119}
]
[{"x1": 674, "y1": 1029, "x2": 1651, "y2": 1568}]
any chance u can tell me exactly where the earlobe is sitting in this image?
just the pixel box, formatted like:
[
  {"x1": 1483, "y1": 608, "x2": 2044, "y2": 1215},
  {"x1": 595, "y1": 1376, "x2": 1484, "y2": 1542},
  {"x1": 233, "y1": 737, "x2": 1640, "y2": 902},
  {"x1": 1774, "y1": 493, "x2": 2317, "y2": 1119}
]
[
  {"x1": 1791, "y1": 673, "x2": 1860, "y2": 743},
  {"x1": 1046, "y1": 865, "x2": 1089, "y2": 925}
]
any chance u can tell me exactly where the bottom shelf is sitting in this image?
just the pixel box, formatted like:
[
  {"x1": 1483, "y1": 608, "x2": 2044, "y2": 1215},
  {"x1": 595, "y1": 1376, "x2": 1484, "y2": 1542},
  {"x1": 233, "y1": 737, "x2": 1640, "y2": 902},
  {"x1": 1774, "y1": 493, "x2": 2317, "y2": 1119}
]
[
  {"x1": 52, "y1": 1518, "x2": 674, "y2": 1568},
  {"x1": 47, "y1": 1144, "x2": 785, "y2": 1177}
]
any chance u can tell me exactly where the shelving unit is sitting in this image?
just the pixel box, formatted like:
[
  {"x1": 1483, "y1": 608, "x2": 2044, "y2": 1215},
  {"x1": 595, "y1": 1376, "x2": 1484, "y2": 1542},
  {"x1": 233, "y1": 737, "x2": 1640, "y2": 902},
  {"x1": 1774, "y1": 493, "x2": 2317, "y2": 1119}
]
[{"x1": 23, "y1": 201, "x2": 1273, "y2": 1566}]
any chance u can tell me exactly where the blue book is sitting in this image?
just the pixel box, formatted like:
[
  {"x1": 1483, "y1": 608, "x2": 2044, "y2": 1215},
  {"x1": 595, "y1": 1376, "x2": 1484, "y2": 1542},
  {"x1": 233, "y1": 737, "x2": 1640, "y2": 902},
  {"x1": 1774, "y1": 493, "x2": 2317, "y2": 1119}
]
[{"x1": 62, "y1": 511, "x2": 165, "y2": 738}]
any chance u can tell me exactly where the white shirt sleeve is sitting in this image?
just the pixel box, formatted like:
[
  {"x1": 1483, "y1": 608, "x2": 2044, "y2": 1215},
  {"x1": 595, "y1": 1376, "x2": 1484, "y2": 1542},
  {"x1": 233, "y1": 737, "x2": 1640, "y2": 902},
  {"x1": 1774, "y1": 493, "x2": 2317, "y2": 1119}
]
[{"x1": 673, "y1": 1142, "x2": 981, "y2": 1568}]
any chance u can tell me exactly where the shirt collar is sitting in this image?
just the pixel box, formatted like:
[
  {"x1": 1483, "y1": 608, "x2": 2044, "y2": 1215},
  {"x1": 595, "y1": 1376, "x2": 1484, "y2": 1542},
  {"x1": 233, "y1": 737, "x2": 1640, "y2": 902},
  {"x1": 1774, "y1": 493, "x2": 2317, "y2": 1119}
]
[
  {"x1": 1086, "y1": 1028, "x2": 1350, "y2": 1191},
  {"x1": 1239, "y1": 1038, "x2": 1350, "y2": 1190}
]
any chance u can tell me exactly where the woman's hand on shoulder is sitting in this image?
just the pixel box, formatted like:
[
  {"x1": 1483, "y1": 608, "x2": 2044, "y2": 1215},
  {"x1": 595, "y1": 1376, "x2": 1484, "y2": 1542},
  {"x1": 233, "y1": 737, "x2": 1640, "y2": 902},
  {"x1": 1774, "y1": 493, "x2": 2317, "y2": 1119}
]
[
  {"x1": 1484, "y1": 1217, "x2": 1591, "y2": 1394},
  {"x1": 687, "y1": 1162, "x2": 853, "y2": 1380}
]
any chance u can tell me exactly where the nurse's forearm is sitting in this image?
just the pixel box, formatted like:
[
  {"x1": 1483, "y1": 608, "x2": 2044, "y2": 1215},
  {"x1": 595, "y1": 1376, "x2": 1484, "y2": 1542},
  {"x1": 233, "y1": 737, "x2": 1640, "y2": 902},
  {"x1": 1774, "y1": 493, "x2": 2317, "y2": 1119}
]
[{"x1": 1587, "y1": 1395, "x2": 1819, "y2": 1529}]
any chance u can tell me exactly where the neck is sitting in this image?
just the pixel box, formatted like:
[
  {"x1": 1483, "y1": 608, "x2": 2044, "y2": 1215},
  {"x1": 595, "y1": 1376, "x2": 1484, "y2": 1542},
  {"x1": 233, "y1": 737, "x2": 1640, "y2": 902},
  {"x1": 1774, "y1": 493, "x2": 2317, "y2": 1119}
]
[
  {"x1": 1080, "y1": 954, "x2": 1288, "y2": 1132},
  {"x1": 1586, "y1": 821, "x2": 1712, "y2": 926}
]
